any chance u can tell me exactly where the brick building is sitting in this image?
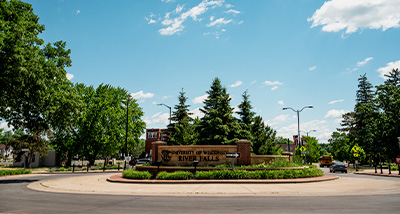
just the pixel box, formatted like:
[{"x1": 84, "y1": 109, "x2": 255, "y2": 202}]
[{"x1": 145, "y1": 128, "x2": 168, "y2": 155}]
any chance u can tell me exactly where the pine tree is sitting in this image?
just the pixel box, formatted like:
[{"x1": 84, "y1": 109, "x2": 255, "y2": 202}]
[
  {"x1": 197, "y1": 78, "x2": 238, "y2": 145},
  {"x1": 171, "y1": 89, "x2": 193, "y2": 123},
  {"x1": 237, "y1": 90, "x2": 255, "y2": 140},
  {"x1": 250, "y1": 116, "x2": 280, "y2": 155}
]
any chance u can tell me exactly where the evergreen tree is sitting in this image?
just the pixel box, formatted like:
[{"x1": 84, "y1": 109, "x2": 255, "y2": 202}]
[
  {"x1": 171, "y1": 88, "x2": 193, "y2": 123},
  {"x1": 237, "y1": 90, "x2": 255, "y2": 140},
  {"x1": 197, "y1": 78, "x2": 239, "y2": 145},
  {"x1": 169, "y1": 89, "x2": 197, "y2": 145},
  {"x1": 376, "y1": 68, "x2": 400, "y2": 160},
  {"x1": 353, "y1": 74, "x2": 378, "y2": 162},
  {"x1": 250, "y1": 116, "x2": 280, "y2": 155}
]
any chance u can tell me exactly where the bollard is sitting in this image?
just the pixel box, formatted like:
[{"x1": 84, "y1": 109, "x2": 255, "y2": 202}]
[
  {"x1": 73, "y1": 163, "x2": 75, "y2": 173},
  {"x1": 118, "y1": 163, "x2": 120, "y2": 171},
  {"x1": 389, "y1": 161, "x2": 391, "y2": 174},
  {"x1": 87, "y1": 164, "x2": 89, "y2": 173},
  {"x1": 103, "y1": 159, "x2": 106, "y2": 172},
  {"x1": 124, "y1": 161, "x2": 126, "y2": 170},
  {"x1": 380, "y1": 163, "x2": 383, "y2": 174},
  {"x1": 375, "y1": 164, "x2": 377, "y2": 173}
]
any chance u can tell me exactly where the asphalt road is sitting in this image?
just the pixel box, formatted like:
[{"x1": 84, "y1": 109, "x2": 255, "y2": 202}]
[{"x1": 1, "y1": 172, "x2": 400, "y2": 214}]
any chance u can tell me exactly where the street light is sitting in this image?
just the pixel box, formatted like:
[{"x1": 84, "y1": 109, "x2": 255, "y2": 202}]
[
  {"x1": 157, "y1": 103, "x2": 172, "y2": 125},
  {"x1": 125, "y1": 95, "x2": 133, "y2": 156},
  {"x1": 302, "y1": 129, "x2": 316, "y2": 136},
  {"x1": 282, "y1": 105, "x2": 313, "y2": 147}
]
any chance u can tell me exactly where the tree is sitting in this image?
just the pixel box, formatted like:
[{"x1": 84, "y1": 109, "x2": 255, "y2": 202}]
[
  {"x1": 52, "y1": 83, "x2": 145, "y2": 165},
  {"x1": 197, "y1": 78, "x2": 239, "y2": 145},
  {"x1": 328, "y1": 132, "x2": 351, "y2": 162},
  {"x1": 0, "y1": 0, "x2": 81, "y2": 165},
  {"x1": 169, "y1": 89, "x2": 196, "y2": 145},
  {"x1": 376, "y1": 68, "x2": 400, "y2": 160},
  {"x1": 250, "y1": 116, "x2": 280, "y2": 155},
  {"x1": 303, "y1": 136, "x2": 320, "y2": 162},
  {"x1": 237, "y1": 90, "x2": 255, "y2": 140}
]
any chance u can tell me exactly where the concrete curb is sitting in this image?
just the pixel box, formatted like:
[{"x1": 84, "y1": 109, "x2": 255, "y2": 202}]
[
  {"x1": 106, "y1": 174, "x2": 339, "y2": 184},
  {"x1": 354, "y1": 171, "x2": 400, "y2": 178}
]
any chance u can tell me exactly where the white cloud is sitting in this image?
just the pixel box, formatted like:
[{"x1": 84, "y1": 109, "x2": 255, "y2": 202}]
[
  {"x1": 207, "y1": 17, "x2": 232, "y2": 27},
  {"x1": 278, "y1": 100, "x2": 284, "y2": 105},
  {"x1": 377, "y1": 60, "x2": 400, "y2": 80},
  {"x1": 162, "y1": 0, "x2": 175, "y2": 3},
  {"x1": 348, "y1": 57, "x2": 374, "y2": 72},
  {"x1": 131, "y1": 91, "x2": 154, "y2": 99},
  {"x1": 225, "y1": 9, "x2": 240, "y2": 14},
  {"x1": 357, "y1": 57, "x2": 373, "y2": 67},
  {"x1": 271, "y1": 86, "x2": 279, "y2": 91},
  {"x1": 309, "y1": 65, "x2": 317, "y2": 71},
  {"x1": 193, "y1": 94, "x2": 208, "y2": 104},
  {"x1": 264, "y1": 81, "x2": 283, "y2": 86},
  {"x1": 159, "y1": 0, "x2": 224, "y2": 36},
  {"x1": 324, "y1": 109, "x2": 348, "y2": 119},
  {"x1": 190, "y1": 107, "x2": 205, "y2": 119},
  {"x1": 277, "y1": 120, "x2": 330, "y2": 142},
  {"x1": 75, "y1": 9, "x2": 80, "y2": 15},
  {"x1": 175, "y1": 4, "x2": 184, "y2": 14},
  {"x1": 308, "y1": 0, "x2": 400, "y2": 35},
  {"x1": 329, "y1": 99, "x2": 344, "y2": 104},
  {"x1": 148, "y1": 19, "x2": 156, "y2": 24},
  {"x1": 230, "y1": 80, "x2": 242, "y2": 88},
  {"x1": 144, "y1": 112, "x2": 170, "y2": 125},
  {"x1": 264, "y1": 80, "x2": 283, "y2": 90},
  {"x1": 266, "y1": 114, "x2": 291, "y2": 126},
  {"x1": 66, "y1": 73, "x2": 74, "y2": 80}
]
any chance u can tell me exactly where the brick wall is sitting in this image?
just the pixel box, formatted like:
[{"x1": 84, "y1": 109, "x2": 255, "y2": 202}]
[
  {"x1": 151, "y1": 141, "x2": 167, "y2": 165},
  {"x1": 236, "y1": 140, "x2": 251, "y2": 165}
]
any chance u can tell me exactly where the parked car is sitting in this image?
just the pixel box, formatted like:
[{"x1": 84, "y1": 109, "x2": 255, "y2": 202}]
[
  {"x1": 330, "y1": 162, "x2": 347, "y2": 173},
  {"x1": 136, "y1": 158, "x2": 151, "y2": 164}
]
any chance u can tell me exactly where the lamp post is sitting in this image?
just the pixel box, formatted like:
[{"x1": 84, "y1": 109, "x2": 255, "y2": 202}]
[
  {"x1": 125, "y1": 95, "x2": 132, "y2": 157},
  {"x1": 303, "y1": 129, "x2": 316, "y2": 136},
  {"x1": 282, "y1": 105, "x2": 313, "y2": 149},
  {"x1": 157, "y1": 103, "x2": 172, "y2": 125}
]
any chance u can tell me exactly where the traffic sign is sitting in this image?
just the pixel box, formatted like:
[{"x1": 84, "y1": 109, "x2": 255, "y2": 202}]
[
  {"x1": 353, "y1": 153, "x2": 359, "y2": 157},
  {"x1": 301, "y1": 153, "x2": 305, "y2": 157},
  {"x1": 301, "y1": 151, "x2": 309, "y2": 154},
  {"x1": 226, "y1": 153, "x2": 240, "y2": 158},
  {"x1": 300, "y1": 146, "x2": 306, "y2": 152}
]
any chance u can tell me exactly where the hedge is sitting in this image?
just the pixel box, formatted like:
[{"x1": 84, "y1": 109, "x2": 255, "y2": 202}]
[
  {"x1": 0, "y1": 170, "x2": 32, "y2": 177},
  {"x1": 122, "y1": 169, "x2": 152, "y2": 179},
  {"x1": 153, "y1": 168, "x2": 323, "y2": 180}
]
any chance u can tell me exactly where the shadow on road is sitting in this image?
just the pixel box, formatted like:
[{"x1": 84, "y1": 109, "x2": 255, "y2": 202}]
[{"x1": 0, "y1": 179, "x2": 39, "y2": 184}]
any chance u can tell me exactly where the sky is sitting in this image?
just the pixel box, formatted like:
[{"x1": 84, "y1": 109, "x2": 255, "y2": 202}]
[{"x1": 3, "y1": 0, "x2": 400, "y2": 143}]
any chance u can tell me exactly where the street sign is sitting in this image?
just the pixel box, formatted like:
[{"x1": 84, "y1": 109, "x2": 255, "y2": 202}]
[
  {"x1": 301, "y1": 153, "x2": 305, "y2": 157},
  {"x1": 301, "y1": 151, "x2": 309, "y2": 154},
  {"x1": 226, "y1": 153, "x2": 240, "y2": 158},
  {"x1": 300, "y1": 146, "x2": 306, "y2": 152},
  {"x1": 124, "y1": 156, "x2": 131, "y2": 161},
  {"x1": 353, "y1": 153, "x2": 359, "y2": 157},
  {"x1": 396, "y1": 157, "x2": 400, "y2": 164}
]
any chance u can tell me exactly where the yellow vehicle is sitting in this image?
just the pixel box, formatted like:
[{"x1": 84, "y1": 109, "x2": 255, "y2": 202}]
[{"x1": 319, "y1": 156, "x2": 332, "y2": 167}]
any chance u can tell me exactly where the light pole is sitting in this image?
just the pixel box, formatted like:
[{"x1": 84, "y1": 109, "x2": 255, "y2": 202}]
[
  {"x1": 125, "y1": 95, "x2": 132, "y2": 157},
  {"x1": 282, "y1": 105, "x2": 313, "y2": 148},
  {"x1": 157, "y1": 103, "x2": 172, "y2": 125},
  {"x1": 303, "y1": 129, "x2": 316, "y2": 136}
]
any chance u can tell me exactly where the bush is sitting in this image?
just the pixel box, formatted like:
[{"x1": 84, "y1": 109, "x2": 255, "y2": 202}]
[
  {"x1": 157, "y1": 171, "x2": 194, "y2": 180},
  {"x1": 0, "y1": 170, "x2": 32, "y2": 176},
  {"x1": 122, "y1": 169, "x2": 152, "y2": 179}
]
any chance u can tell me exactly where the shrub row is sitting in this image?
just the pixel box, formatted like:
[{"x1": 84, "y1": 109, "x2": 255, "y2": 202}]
[
  {"x1": 123, "y1": 169, "x2": 152, "y2": 179},
  {"x1": 123, "y1": 168, "x2": 323, "y2": 180},
  {"x1": 0, "y1": 170, "x2": 32, "y2": 176}
]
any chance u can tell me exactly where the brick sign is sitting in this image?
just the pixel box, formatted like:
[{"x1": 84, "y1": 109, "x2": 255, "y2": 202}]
[{"x1": 158, "y1": 145, "x2": 237, "y2": 166}]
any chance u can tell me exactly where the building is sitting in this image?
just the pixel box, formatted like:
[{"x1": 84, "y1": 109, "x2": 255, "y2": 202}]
[{"x1": 145, "y1": 128, "x2": 168, "y2": 155}]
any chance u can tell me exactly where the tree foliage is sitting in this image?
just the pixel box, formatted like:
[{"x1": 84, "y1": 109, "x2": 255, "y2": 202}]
[{"x1": 197, "y1": 78, "x2": 239, "y2": 145}]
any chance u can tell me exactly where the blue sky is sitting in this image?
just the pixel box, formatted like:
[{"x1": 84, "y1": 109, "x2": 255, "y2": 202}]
[{"x1": 4, "y1": 0, "x2": 400, "y2": 143}]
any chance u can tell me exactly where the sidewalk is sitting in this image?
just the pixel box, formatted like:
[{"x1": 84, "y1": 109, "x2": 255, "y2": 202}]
[
  {"x1": 355, "y1": 169, "x2": 400, "y2": 178},
  {"x1": 25, "y1": 172, "x2": 400, "y2": 197}
]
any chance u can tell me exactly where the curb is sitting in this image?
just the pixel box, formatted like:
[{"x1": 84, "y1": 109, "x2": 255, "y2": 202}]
[
  {"x1": 354, "y1": 172, "x2": 400, "y2": 178},
  {"x1": 106, "y1": 174, "x2": 339, "y2": 184}
]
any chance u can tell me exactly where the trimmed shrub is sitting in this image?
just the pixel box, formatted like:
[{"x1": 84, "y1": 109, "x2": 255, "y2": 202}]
[
  {"x1": 0, "y1": 170, "x2": 32, "y2": 176},
  {"x1": 122, "y1": 169, "x2": 152, "y2": 179},
  {"x1": 157, "y1": 171, "x2": 194, "y2": 180}
]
